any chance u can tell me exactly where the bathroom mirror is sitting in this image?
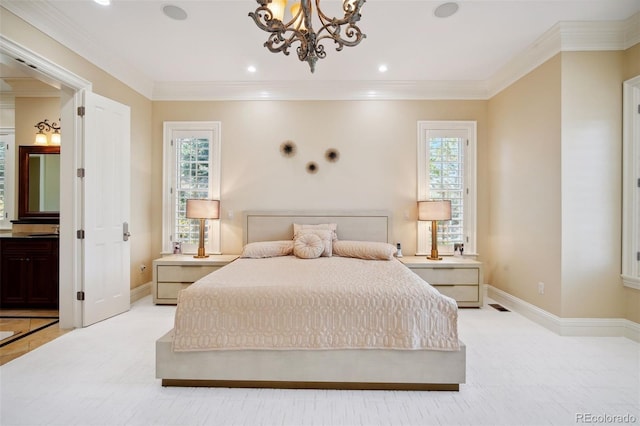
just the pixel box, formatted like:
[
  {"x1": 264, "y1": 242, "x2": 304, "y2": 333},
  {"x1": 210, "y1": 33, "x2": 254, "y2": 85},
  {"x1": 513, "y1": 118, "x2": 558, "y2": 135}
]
[{"x1": 18, "y1": 145, "x2": 60, "y2": 219}]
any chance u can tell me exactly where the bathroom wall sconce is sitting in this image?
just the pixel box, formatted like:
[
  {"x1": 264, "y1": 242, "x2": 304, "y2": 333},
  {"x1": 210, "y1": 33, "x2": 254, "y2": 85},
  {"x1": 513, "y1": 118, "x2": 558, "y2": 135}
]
[{"x1": 34, "y1": 119, "x2": 61, "y2": 146}]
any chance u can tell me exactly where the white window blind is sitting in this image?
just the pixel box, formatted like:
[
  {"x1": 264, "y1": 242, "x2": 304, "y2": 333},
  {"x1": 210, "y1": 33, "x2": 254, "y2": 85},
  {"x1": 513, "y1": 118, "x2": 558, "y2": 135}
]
[
  {"x1": 417, "y1": 121, "x2": 477, "y2": 256},
  {"x1": 163, "y1": 122, "x2": 221, "y2": 254}
]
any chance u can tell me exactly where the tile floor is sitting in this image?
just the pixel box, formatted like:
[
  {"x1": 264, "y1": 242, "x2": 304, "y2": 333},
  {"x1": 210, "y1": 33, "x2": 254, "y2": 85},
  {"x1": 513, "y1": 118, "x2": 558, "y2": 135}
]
[
  {"x1": 0, "y1": 309, "x2": 70, "y2": 365},
  {"x1": 0, "y1": 296, "x2": 638, "y2": 426}
]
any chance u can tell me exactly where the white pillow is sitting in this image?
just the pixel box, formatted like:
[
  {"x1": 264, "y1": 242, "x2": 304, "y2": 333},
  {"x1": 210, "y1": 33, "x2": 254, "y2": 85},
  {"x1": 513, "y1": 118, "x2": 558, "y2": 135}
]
[
  {"x1": 293, "y1": 223, "x2": 338, "y2": 241},
  {"x1": 241, "y1": 240, "x2": 293, "y2": 258},
  {"x1": 293, "y1": 233, "x2": 324, "y2": 259},
  {"x1": 333, "y1": 240, "x2": 396, "y2": 260},
  {"x1": 295, "y1": 229, "x2": 333, "y2": 257}
]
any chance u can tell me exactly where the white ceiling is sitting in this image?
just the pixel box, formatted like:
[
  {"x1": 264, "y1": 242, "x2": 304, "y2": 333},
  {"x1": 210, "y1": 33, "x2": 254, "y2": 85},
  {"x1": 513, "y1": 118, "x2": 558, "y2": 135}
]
[{"x1": 2, "y1": 0, "x2": 639, "y2": 100}]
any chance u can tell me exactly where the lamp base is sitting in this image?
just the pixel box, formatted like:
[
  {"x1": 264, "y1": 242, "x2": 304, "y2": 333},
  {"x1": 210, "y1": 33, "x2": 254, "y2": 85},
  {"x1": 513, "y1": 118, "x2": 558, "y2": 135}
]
[
  {"x1": 193, "y1": 246, "x2": 209, "y2": 259},
  {"x1": 427, "y1": 248, "x2": 442, "y2": 261}
]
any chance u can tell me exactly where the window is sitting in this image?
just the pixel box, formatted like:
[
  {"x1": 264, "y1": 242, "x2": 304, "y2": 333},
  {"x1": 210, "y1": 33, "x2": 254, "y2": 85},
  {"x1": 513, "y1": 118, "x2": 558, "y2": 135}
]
[
  {"x1": 0, "y1": 131, "x2": 14, "y2": 229},
  {"x1": 163, "y1": 122, "x2": 221, "y2": 254},
  {"x1": 622, "y1": 76, "x2": 640, "y2": 289},
  {"x1": 417, "y1": 121, "x2": 476, "y2": 256}
]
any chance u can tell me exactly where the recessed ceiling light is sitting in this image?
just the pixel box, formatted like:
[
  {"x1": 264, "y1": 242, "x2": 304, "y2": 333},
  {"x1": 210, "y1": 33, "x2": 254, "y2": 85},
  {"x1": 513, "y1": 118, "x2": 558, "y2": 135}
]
[
  {"x1": 434, "y1": 2, "x2": 459, "y2": 18},
  {"x1": 247, "y1": 66, "x2": 257, "y2": 73},
  {"x1": 163, "y1": 5, "x2": 188, "y2": 21},
  {"x1": 93, "y1": 0, "x2": 110, "y2": 5},
  {"x1": 378, "y1": 64, "x2": 388, "y2": 73}
]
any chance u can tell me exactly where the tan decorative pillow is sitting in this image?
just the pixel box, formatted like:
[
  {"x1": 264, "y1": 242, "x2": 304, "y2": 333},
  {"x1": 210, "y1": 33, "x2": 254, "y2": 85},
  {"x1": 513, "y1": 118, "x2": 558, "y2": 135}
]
[
  {"x1": 293, "y1": 223, "x2": 338, "y2": 241},
  {"x1": 333, "y1": 240, "x2": 396, "y2": 260},
  {"x1": 241, "y1": 240, "x2": 294, "y2": 258},
  {"x1": 293, "y1": 233, "x2": 324, "y2": 259},
  {"x1": 295, "y1": 229, "x2": 333, "y2": 257}
]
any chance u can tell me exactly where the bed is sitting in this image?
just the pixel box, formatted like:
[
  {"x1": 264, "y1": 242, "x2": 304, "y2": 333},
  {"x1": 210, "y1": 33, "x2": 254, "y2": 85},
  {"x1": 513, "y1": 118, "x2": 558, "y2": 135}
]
[{"x1": 156, "y1": 210, "x2": 466, "y2": 390}]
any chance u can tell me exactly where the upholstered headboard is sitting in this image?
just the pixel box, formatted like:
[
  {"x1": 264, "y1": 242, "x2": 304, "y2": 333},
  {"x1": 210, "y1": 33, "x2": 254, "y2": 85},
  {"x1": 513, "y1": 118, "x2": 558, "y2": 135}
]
[{"x1": 243, "y1": 210, "x2": 390, "y2": 245}]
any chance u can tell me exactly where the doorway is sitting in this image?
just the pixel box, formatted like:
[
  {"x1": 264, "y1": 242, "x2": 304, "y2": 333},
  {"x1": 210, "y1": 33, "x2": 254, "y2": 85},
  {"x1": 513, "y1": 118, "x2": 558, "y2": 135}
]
[{"x1": 1, "y1": 35, "x2": 131, "y2": 329}]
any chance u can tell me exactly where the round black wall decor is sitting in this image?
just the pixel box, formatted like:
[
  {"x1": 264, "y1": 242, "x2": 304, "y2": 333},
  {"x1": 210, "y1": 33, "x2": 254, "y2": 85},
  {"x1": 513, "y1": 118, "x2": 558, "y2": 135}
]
[
  {"x1": 325, "y1": 148, "x2": 340, "y2": 162},
  {"x1": 280, "y1": 140, "x2": 297, "y2": 157},
  {"x1": 306, "y1": 162, "x2": 319, "y2": 174}
]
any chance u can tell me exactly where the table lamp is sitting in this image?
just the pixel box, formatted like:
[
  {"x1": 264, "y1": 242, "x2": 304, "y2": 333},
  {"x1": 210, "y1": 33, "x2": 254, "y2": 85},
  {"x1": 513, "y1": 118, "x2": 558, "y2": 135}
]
[
  {"x1": 418, "y1": 200, "x2": 452, "y2": 260},
  {"x1": 185, "y1": 199, "x2": 220, "y2": 258}
]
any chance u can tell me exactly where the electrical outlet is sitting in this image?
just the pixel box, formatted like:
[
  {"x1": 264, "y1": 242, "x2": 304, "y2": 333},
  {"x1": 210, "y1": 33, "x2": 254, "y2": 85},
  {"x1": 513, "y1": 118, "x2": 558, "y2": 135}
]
[{"x1": 538, "y1": 282, "x2": 545, "y2": 295}]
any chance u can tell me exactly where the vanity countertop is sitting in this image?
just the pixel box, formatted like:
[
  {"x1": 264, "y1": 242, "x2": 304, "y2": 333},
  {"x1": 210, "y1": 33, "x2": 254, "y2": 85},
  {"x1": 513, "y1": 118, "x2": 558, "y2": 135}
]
[{"x1": 0, "y1": 232, "x2": 59, "y2": 239}]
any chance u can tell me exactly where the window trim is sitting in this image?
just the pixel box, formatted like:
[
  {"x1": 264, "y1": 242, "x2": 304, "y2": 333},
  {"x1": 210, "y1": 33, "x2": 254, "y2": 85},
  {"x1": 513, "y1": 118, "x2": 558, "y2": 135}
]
[
  {"x1": 417, "y1": 120, "x2": 477, "y2": 256},
  {"x1": 0, "y1": 129, "x2": 15, "y2": 230},
  {"x1": 162, "y1": 121, "x2": 221, "y2": 255},
  {"x1": 622, "y1": 75, "x2": 640, "y2": 290}
]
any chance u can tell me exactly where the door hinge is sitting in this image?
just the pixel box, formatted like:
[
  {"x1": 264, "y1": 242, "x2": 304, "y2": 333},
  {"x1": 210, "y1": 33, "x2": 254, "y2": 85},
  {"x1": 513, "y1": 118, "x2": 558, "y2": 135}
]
[
  {"x1": 77, "y1": 106, "x2": 85, "y2": 117},
  {"x1": 637, "y1": 178, "x2": 640, "y2": 188},
  {"x1": 77, "y1": 168, "x2": 85, "y2": 178},
  {"x1": 76, "y1": 291, "x2": 85, "y2": 301},
  {"x1": 76, "y1": 230, "x2": 85, "y2": 239},
  {"x1": 637, "y1": 252, "x2": 640, "y2": 262}
]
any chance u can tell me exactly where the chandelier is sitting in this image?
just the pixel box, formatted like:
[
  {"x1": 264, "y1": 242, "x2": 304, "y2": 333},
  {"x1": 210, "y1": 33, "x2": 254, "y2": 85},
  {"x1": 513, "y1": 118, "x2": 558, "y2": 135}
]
[{"x1": 249, "y1": 0, "x2": 367, "y2": 73}]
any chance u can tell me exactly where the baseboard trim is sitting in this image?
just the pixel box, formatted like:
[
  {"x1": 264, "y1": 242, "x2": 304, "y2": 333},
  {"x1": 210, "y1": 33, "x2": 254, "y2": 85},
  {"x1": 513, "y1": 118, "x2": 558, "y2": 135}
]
[
  {"x1": 487, "y1": 285, "x2": 640, "y2": 343},
  {"x1": 130, "y1": 282, "x2": 151, "y2": 304}
]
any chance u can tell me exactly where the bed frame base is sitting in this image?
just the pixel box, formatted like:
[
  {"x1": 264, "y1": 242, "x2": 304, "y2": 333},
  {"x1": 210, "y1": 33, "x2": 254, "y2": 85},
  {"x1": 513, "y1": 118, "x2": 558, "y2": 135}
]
[
  {"x1": 162, "y1": 379, "x2": 459, "y2": 391},
  {"x1": 157, "y1": 330, "x2": 465, "y2": 391}
]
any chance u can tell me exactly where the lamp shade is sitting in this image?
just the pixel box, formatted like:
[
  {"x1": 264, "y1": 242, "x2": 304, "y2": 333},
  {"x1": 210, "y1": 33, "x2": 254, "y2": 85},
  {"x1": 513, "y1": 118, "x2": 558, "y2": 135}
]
[
  {"x1": 186, "y1": 199, "x2": 220, "y2": 219},
  {"x1": 268, "y1": 0, "x2": 286, "y2": 21},
  {"x1": 418, "y1": 200, "x2": 452, "y2": 221},
  {"x1": 50, "y1": 131, "x2": 61, "y2": 145},
  {"x1": 34, "y1": 132, "x2": 48, "y2": 145}
]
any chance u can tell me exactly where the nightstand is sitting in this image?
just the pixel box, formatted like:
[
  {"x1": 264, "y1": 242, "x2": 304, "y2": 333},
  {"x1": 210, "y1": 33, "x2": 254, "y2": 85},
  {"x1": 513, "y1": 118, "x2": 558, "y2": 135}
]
[
  {"x1": 399, "y1": 256, "x2": 483, "y2": 307},
  {"x1": 152, "y1": 254, "x2": 239, "y2": 304}
]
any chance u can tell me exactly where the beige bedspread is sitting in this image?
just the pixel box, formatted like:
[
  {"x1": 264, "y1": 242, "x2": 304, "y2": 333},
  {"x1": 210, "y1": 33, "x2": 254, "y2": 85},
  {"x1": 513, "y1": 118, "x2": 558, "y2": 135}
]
[{"x1": 172, "y1": 256, "x2": 459, "y2": 352}]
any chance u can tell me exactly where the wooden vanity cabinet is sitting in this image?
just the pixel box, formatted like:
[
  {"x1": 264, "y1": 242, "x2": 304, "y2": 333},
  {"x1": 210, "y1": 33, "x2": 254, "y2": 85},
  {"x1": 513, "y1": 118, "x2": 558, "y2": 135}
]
[{"x1": 0, "y1": 238, "x2": 59, "y2": 308}]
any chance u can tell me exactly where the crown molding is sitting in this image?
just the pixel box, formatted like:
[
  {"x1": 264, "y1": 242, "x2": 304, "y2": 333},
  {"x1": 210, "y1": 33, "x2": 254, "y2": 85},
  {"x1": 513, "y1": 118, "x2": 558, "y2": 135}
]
[
  {"x1": 487, "y1": 13, "x2": 639, "y2": 98},
  {"x1": 152, "y1": 80, "x2": 490, "y2": 101},
  {"x1": 623, "y1": 12, "x2": 640, "y2": 48},
  {"x1": 0, "y1": 35, "x2": 90, "y2": 91},
  {"x1": 2, "y1": 2, "x2": 638, "y2": 101},
  {"x1": 1, "y1": 1, "x2": 153, "y2": 98},
  {"x1": 148, "y1": 12, "x2": 640, "y2": 101}
]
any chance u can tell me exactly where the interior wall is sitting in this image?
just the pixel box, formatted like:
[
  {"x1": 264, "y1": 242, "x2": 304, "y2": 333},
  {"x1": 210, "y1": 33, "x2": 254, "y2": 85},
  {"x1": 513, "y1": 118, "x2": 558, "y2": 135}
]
[
  {"x1": 152, "y1": 100, "x2": 489, "y2": 258},
  {"x1": 1, "y1": 8, "x2": 154, "y2": 290},
  {"x1": 486, "y1": 56, "x2": 563, "y2": 316},
  {"x1": 560, "y1": 51, "x2": 626, "y2": 318},
  {"x1": 13, "y1": 97, "x2": 59, "y2": 219},
  {"x1": 0, "y1": 107, "x2": 14, "y2": 128}
]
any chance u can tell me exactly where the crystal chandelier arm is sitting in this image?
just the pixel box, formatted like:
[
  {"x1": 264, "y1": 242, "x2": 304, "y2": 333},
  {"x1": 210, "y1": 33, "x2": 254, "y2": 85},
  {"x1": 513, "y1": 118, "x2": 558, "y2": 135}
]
[
  {"x1": 249, "y1": 2, "x2": 308, "y2": 57},
  {"x1": 315, "y1": 0, "x2": 365, "y2": 27},
  {"x1": 314, "y1": 0, "x2": 366, "y2": 51},
  {"x1": 249, "y1": 0, "x2": 367, "y2": 72}
]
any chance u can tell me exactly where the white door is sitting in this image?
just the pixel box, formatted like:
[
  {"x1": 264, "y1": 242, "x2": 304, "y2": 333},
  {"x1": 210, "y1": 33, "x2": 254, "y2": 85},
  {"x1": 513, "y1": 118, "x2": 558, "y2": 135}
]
[{"x1": 81, "y1": 91, "x2": 131, "y2": 326}]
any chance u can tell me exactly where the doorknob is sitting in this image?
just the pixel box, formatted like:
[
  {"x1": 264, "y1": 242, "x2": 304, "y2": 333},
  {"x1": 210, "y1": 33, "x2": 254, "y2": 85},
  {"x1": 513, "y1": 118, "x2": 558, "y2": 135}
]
[{"x1": 123, "y1": 222, "x2": 131, "y2": 241}]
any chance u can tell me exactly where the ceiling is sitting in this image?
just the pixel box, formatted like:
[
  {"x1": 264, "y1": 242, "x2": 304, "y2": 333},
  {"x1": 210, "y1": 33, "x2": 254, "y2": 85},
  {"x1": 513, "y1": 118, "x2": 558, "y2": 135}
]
[{"x1": 1, "y1": 0, "x2": 639, "y2": 100}]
